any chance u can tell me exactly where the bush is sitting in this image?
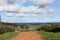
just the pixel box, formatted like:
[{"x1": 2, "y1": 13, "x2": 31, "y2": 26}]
[
  {"x1": 0, "y1": 27, "x2": 5, "y2": 34},
  {"x1": 6, "y1": 26, "x2": 15, "y2": 32},
  {"x1": 35, "y1": 27, "x2": 41, "y2": 31},
  {"x1": 41, "y1": 25, "x2": 51, "y2": 31},
  {"x1": 41, "y1": 24, "x2": 60, "y2": 32},
  {"x1": 0, "y1": 26, "x2": 15, "y2": 34}
]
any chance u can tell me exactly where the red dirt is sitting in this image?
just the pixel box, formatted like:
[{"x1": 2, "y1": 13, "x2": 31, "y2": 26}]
[{"x1": 12, "y1": 31, "x2": 43, "y2": 40}]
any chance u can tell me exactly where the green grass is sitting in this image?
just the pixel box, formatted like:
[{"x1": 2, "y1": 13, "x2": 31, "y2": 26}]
[
  {"x1": 0, "y1": 32, "x2": 19, "y2": 40},
  {"x1": 39, "y1": 30, "x2": 60, "y2": 40}
]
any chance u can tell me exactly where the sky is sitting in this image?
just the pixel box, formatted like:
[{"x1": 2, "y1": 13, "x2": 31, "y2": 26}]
[{"x1": 0, "y1": 0, "x2": 60, "y2": 23}]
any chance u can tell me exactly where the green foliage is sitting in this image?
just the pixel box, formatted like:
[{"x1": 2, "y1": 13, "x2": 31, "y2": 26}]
[
  {"x1": 41, "y1": 24, "x2": 51, "y2": 31},
  {"x1": 0, "y1": 22, "x2": 60, "y2": 33},
  {"x1": 36, "y1": 27, "x2": 41, "y2": 31},
  {"x1": 39, "y1": 30, "x2": 60, "y2": 40},
  {"x1": 0, "y1": 22, "x2": 16, "y2": 34},
  {"x1": 41, "y1": 24, "x2": 60, "y2": 32},
  {"x1": 5, "y1": 26, "x2": 15, "y2": 32},
  {"x1": 0, "y1": 26, "x2": 15, "y2": 34},
  {"x1": 15, "y1": 27, "x2": 22, "y2": 31},
  {"x1": 0, "y1": 32, "x2": 19, "y2": 40},
  {"x1": 0, "y1": 27, "x2": 5, "y2": 34}
]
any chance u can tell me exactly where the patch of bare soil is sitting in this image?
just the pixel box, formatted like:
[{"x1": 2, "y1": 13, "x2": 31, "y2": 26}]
[{"x1": 11, "y1": 31, "x2": 46, "y2": 40}]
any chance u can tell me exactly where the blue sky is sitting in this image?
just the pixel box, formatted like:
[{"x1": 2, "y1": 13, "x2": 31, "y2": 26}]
[{"x1": 0, "y1": 0, "x2": 60, "y2": 23}]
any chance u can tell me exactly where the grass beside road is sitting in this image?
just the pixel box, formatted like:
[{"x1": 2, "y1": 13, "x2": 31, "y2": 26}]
[
  {"x1": 0, "y1": 31, "x2": 60, "y2": 40},
  {"x1": 39, "y1": 30, "x2": 60, "y2": 40},
  {"x1": 0, "y1": 32, "x2": 19, "y2": 40}
]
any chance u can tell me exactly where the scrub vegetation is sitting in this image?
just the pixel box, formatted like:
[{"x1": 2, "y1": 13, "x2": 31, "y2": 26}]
[{"x1": 0, "y1": 22, "x2": 60, "y2": 40}]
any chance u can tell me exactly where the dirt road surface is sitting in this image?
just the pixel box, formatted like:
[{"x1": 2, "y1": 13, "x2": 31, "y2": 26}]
[{"x1": 12, "y1": 31, "x2": 44, "y2": 40}]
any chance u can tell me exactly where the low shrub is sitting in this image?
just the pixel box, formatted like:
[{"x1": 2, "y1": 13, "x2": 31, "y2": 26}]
[
  {"x1": 0, "y1": 27, "x2": 5, "y2": 34},
  {"x1": 41, "y1": 24, "x2": 60, "y2": 32},
  {"x1": 6, "y1": 26, "x2": 15, "y2": 32},
  {"x1": 0, "y1": 26, "x2": 15, "y2": 34}
]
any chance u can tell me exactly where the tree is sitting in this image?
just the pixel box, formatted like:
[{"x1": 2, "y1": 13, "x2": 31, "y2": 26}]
[{"x1": 41, "y1": 24, "x2": 60, "y2": 32}]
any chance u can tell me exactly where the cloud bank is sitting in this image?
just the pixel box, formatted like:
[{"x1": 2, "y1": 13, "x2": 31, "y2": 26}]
[
  {"x1": 30, "y1": 0, "x2": 54, "y2": 5},
  {"x1": 0, "y1": 0, "x2": 19, "y2": 12},
  {"x1": 0, "y1": 0, "x2": 55, "y2": 12},
  {"x1": 0, "y1": 0, "x2": 57, "y2": 20}
]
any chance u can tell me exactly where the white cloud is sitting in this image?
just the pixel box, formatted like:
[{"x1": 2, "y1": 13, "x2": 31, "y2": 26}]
[
  {"x1": 49, "y1": 8, "x2": 55, "y2": 13},
  {"x1": 0, "y1": 0, "x2": 55, "y2": 18},
  {"x1": 0, "y1": 0, "x2": 18, "y2": 5},
  {"x1": 19, "y1": 6, "x2": 55, "y2": 14},
  {"x1": 0, "y1": 4, "x2": 20, "y2": 12},
  {"x1": 30, "y1": 0, "x2": 54, "y2": 5},
  {"x1": 36, "y1": 8, "x2": 47, "y2": 14},
  {"x1": 21, "y1": 0, "x2": 27, "y2": 4},
  {"x1": 19, "y1": 6, "x2": 38, "y2": 13},
  {"x1": 32, "y1": 14, "x2": 39, "y2": 17},
  {"x1": 20, "y1": 0, "x2": 54, "y2": 6},
  {"x1": 0, "y1": 6, "x2": 4, "y2": 12},
  {"x1": 7, "y1": 0, "x2": 18, "y2": 4},
  {"x1": 0, "y1": 0, "x2": 7, "y2": 5},
  {"x1": 4, "y1": 4, "x2": 20, "y2": 12},
  {"x1": 5, "y1": 12, "x2": 13, "y2": 17},
  {"x1": 0, "y1": 0, "x2": 55, "y2": 13},
  {"x1": 17, "y1": 6, "x2": 55, "y2": 18},
  {"x1": 31, "y1": 7, "x2": 55, "y2": 18},
  {"x1": 16, "y1": 13, "x2": 25, "y2": 17},
  {"x1": 0, "y1": 0, "x2": 19, "y2": 12}
]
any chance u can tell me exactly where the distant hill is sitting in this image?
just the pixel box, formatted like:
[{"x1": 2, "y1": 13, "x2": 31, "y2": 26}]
[{"x1": 1, "y1": 22, "x2": 60, "y2": 26}]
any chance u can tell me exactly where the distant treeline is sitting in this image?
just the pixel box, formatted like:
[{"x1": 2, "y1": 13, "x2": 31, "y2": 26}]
[{"x1": 0, "y1": 22, "x2": 60, "y2": 34}]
